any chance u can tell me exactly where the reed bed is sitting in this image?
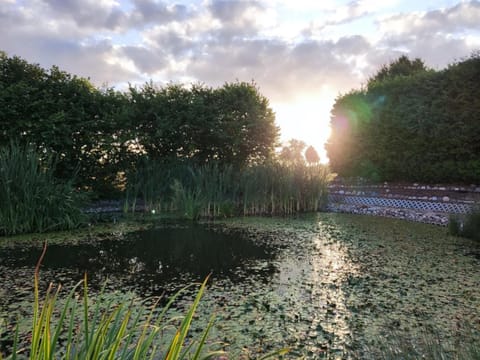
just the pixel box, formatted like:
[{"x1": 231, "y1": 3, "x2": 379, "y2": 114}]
[
  {"x1": 0, "y1": 143, "x2": 86, "y2": 235},
  {"x1": 124, "y1": 159, "x2": 331, "y2": 219}
]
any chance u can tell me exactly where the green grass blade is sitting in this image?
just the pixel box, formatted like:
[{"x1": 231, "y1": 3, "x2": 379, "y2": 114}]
[
  {"x1": 191, "y1": 314, "x2": 217, "y2": 360},
  {"x1": 166, "y1": 276, "x2": 209, "y2": 360},
  {"x1": 82, "y1": 273, "x2": 89, "y2": 353}
]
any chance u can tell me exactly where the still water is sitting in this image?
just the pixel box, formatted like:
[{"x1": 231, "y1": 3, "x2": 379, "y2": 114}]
[
  {"x1": 3, "y1": 215, "x2": 479, "y2": 358},
  {"x1": 0, "y1": 223, "x2": 276, "y2": 296},
  {"x1": 0, "y1": 217, "x2": 358, "y2": 358}
]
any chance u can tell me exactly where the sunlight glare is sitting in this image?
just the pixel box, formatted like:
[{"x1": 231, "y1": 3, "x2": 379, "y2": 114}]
[{"x1": 273, "y1": 94, "x2": 334, "y2": 164}]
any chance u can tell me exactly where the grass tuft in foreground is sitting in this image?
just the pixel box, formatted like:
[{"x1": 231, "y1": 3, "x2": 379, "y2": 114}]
[
  {"x1": 0, "y1": 243, "x2": 222, "y2": 360},
  {"x1": 0, "y1": 244, "x2": 289, "y2": 359}
]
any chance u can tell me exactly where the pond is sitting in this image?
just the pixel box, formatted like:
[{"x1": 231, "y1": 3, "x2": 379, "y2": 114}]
[{"x1": 1, "y1": 214, "x2": 479, "y2": 358}]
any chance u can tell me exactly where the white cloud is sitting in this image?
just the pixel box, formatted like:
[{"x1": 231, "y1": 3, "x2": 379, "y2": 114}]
[{"x1": 378, "y1": 0, "x2": 480, "y2": 36}]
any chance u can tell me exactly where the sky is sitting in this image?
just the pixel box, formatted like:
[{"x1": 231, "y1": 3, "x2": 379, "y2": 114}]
[{"x1": 1, "y1": 0, "x2": 479, "y2": 162}]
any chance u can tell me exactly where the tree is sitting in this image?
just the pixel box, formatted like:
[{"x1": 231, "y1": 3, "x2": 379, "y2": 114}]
[
  {"x1": 0, "y1": 52, "x2": 282, "y2": 196},
  {"x1": 367, "y1": 55, "x2": 429, "y2": 88},
  {"x1": 214, "y1": 81, "x2": 279, "y2": 166},
  {"x1": 305, "y1": 145, "x2": 320, "y2": 164},
  {"x1": 129, "y1": 81, "x2": 279, "y2": 167},
  {"x1": 326, "y1": 52, "x2": 480, "y2": 183},
  {"x1": 279, "y1": 139, "x2": 307, "y2": 165},
  {"x1": 0, "y1": 52, "x2": 131, "y2": 195}
]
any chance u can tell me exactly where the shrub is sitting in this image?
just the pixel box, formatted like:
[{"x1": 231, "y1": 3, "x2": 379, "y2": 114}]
[
  {"x1": 448, "y1": 208, "x2": 480, "y2": 242},
  {"x1": 462, "y1": 208, "x2": 480, "y2": 242}
]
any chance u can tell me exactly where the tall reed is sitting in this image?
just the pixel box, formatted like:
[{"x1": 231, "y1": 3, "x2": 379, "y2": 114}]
[
  {"x1": 0, "y1": 143, "x2": 86, "y2": 235},
  {"x1": 125, "y1": 157, "x2": 331, "y2": 219}
]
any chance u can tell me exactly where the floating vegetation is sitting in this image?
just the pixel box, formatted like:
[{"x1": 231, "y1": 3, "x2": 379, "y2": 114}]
[{"x1": 1, "y1": 214, "x2": 479, "y2": 358}]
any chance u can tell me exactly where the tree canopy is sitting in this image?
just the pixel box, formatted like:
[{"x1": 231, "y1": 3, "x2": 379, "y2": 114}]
[
  {"x1": 326, "y1": 53, "x2": 480, "y2": 183},
  {"x1": 305, "y1": 145, "x2": 320, "y2": 165},
  {"x1": 0, "y1": 52, "x2": 279, "y2": 195},
  {"x1": 279, "y1": 139, "x2": 307, "y2": 165}
]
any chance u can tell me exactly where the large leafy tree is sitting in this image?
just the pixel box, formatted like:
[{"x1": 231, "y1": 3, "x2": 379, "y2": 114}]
[
  {"x1": 129, "y1": 81, "x2": 278, "y2": 167},
  {"x1": 0, "y1": 52, "x2": 130, "y2": 194},
  {"x1": 326, "y1": 53, "x2": 480, "y2": 183},
  {"x1": 215, "y1": 82, "x2": 279, "y2": 166},
  {"x1": 279, "y1": 139, "x2": 307, "y2": 165},
  {"x1": 367, "y1": 55, "x2": 429, "y2": 87},
  {"x1": 0, "y1": 52, "x2": 280, "y2": 195}
]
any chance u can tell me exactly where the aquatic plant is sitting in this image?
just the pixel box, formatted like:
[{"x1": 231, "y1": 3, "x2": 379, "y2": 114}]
[
  {"x1": 0, "y1": 244, "x2": 289, "y2": 359},
  {"x1": 171, "y1": 178, "x2": 205, "y2": 221},
  {"x1": 125, "y1": 158, "x2": 331, "y2": 219},
  {"x1": 0, "y1": 244, "x2": 221, "y2": 360},
  {"x1": 362, "y1": 331, "x2": 480, "y2": 360},
  {"x1": 0, "y1": 142, "x2": 86, "y2": 235},
  {"x1": 461, "y1": 208, "x2": 480, "y2": 242},
  {"x1": 448, "y1": 208, "x2": 480, "y2": 242}
]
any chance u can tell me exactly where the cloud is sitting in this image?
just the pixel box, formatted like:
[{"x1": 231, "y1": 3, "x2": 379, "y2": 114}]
[
  {"x1": 205, "y1": 0, "x2": 275, "y2": 39},
  {"x1": 41, "y1": 0, "x2": 128, "y2": 31},
  {"x1": 375, "y1": 1, "x2": 480, "y2": 68},
  {"x1": 121, "y1": 45, "x2": 169, "y2": 74},
  {"x1": 378, "y1": 0, "x2": 480, "y2": 36},
  {"x1": 302, "y1": 0, "x2": 373, "y2": 36},
  {"x1": 130, "y1": 0, "x2": 188, "y2": 25},
  {"x1": 1, "y1": 0, "x2": 478, "y2": 100},
  {"x1": 184, "y1": 35, "x2": 370, "y2": 102},
  {"x1": 208, "y1": 0, "x2": 263, "y2": 23},
  {"x1": 0, "y1": 2, "x2": 136, "y2": 85}
]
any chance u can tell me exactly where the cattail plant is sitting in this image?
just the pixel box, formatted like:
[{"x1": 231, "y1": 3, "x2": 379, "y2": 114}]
[
  {"x1": 123, "y1": 157, "x2": 331, "y2": 219},
  {"x1": 0, "y1": 142, "x2": 86, "y2": 235}
]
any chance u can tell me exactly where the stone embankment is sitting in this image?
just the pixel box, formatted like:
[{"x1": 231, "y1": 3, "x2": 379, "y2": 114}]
[{"x1": 328, "y1": 180, "x2": 480, "y2": 226}]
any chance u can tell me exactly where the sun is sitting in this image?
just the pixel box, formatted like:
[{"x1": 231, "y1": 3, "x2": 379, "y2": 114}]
[{"x1": 273, "y1": 94, "x2": 334, "y2": 164}]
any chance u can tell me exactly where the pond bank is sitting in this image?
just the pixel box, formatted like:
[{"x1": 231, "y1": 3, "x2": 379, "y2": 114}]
[
  {"x1": 327, "y1": 202, "x2": 449, "y2": 225},
  {"x1": 328, "y1": 181, "x2": 480, "y2": 226}
]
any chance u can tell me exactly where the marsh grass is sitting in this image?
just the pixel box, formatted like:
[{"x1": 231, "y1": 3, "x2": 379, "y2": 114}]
[
  {"x1": 125, "y1": 159, "x2": 331, "y2": 219},
  {"x1": 0, "y1": 143, "x2": 86, "y2": 235},
  {"x1": 448, "y1": 208, "x2": 480, "y2": 242}
]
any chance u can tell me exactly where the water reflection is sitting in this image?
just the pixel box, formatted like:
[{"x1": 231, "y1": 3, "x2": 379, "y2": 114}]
[{"x1": 0, "y1": 224, "x2": 277, "y2": 295}]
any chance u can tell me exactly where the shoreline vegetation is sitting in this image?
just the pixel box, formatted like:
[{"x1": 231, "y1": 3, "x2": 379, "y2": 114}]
[{"x1": 1, "y1": 141, "x2": 331, "y2": 236}]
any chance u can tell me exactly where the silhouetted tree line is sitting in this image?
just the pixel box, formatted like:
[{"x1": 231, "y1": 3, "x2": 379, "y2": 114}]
[
  {"x1": 0, "y1": 51, "x2": 278, "y2": 196},
  {"x1": 326, "y1": 53, "x2": 480, "y2": 183}
]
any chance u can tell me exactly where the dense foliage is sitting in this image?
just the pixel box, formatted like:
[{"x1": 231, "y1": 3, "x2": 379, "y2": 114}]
[
  {"x1": 0, "y1": 52, "x2": 329, "y2": 234},
  {"x1": 326, "y1": 53, "x2": 480, "y2": 183},
  {"x1": 0, "y1": 52, "x2": 279, "y2": 196},
  {"x1": 0, "y1": 143, "x2": 86, "y2": 235}
]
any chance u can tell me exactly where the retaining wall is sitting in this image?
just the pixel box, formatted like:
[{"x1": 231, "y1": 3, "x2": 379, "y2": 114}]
[{"x1": 328, "y1": 180, "x2": 480, "y2": 225}]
